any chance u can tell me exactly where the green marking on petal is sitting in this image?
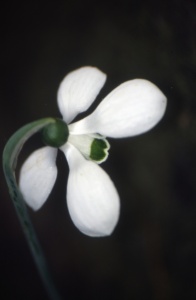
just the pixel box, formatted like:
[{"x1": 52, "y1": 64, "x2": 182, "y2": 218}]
[
  {"x1": 66, "y1": 133, "x2": 110, "y2": 164},
  {"x1": 90, "y1": 138, "x2": 110, "y2": 163}
]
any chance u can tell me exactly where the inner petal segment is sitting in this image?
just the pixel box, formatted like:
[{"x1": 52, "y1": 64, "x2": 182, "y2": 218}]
[{"x1": 62, "y1": 133, "x2": 110, "y2": 164}]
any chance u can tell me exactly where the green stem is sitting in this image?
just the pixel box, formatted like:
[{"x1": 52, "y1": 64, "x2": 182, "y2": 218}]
[{"x1": 2, "y1": 118, "x2": 63, "y2": 300}]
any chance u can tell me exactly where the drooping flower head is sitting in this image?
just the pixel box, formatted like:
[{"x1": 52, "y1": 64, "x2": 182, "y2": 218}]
[{"x1": 19, "y1": 66, "x2": 167, "y2": 237}]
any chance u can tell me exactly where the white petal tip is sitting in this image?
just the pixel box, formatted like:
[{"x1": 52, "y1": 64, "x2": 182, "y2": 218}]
[
  {"x1": 69, "y1": 78, "x2": 167, "y2": 138},
  {"x1": 19, "y1": 147, "x2": 57, "y2": 210},
  {"x1": 57, "y1": 66, "x2": 107, "y2": 123},
  {"x1": 64, "y1": 144, "x2": 120, "y2": 237}
]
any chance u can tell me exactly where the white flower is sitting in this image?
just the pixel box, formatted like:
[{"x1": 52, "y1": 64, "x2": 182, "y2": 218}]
[{"x1": 19, "y1": 66, "x2": 167, "y2": 237}]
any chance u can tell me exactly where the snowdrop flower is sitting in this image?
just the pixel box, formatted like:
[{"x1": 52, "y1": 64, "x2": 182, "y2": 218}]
[{"x1": 19, "y1": 66, "x2": 167, "y2": 237}]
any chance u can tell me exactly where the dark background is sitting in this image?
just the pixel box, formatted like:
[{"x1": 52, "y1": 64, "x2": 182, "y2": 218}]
[{"x1": 1, "y1": 0, "x2": 196, "y2": 299}]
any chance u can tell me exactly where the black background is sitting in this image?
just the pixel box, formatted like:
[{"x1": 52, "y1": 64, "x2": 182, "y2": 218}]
[{"x1": 1, "y1": 0, "x2": 196, "y2": 299}]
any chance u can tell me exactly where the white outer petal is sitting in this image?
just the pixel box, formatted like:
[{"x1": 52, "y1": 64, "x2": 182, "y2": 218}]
[
  {"x1": 62, "y1": 144, "x2": 120, "y2": 237},
  {"x1": 57, "y1": 66, "x2": 106, "y2": 123},
  {"x1": 19, "y1": 147, "x2": 58, "y2": 211},
  {"x1": 69, "y1": 79, "x2": 167, "y2": 138}
]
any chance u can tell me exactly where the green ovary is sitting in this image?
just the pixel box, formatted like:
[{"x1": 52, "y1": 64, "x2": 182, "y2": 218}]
[{"x1": 42, "y1": 119, "x2": 69, "y2": 148}]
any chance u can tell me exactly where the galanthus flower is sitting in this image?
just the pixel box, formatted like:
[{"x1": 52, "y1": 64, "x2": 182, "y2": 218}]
[{"x1": 19, "y1": 66, "x2": 167, "y2": 237}]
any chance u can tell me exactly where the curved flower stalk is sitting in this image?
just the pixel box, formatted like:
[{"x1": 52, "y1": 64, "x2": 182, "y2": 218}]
[
  {"x1": 2, "y1": 118, "x2": 63, "y2": 300},
  {"x1": 18, "y1": 66, "x2": 167, "y2": 237}
]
